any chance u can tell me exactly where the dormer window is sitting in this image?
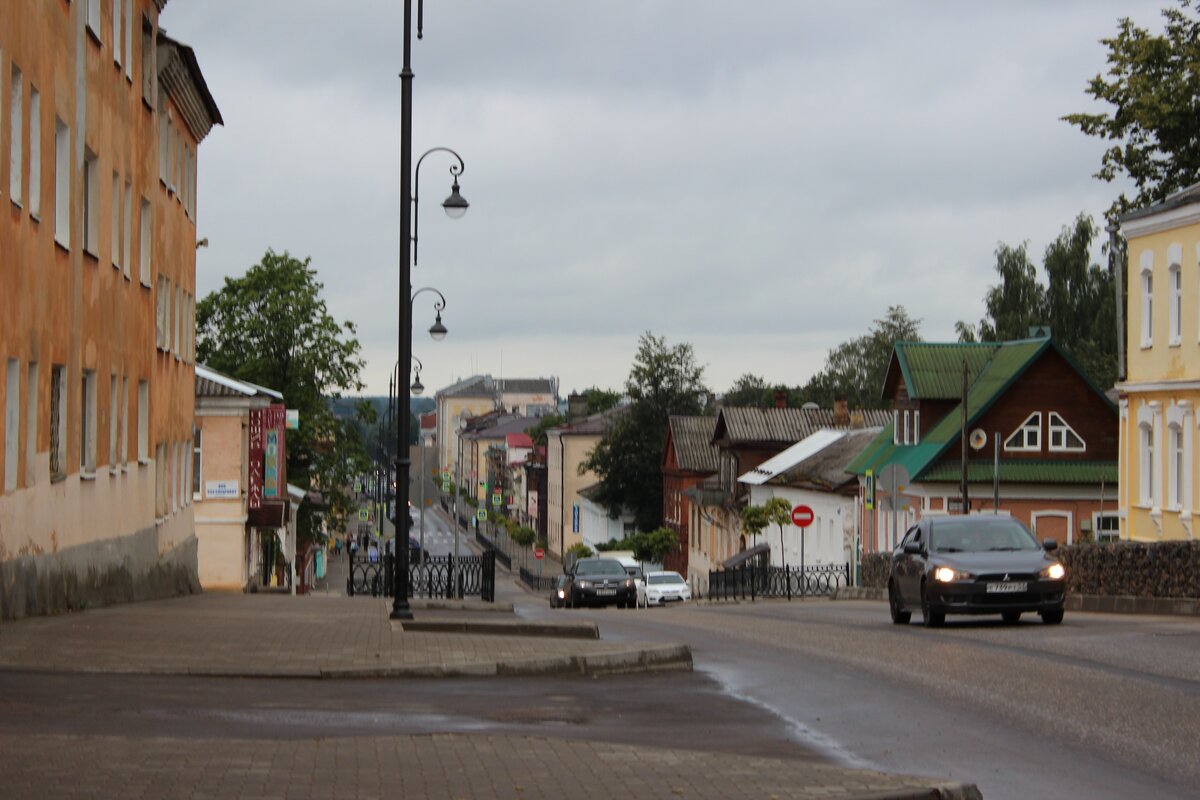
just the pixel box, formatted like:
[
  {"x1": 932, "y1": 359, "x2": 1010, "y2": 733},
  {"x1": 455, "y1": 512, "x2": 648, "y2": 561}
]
[
  {"x1": 1047, "y1": 412, "x2": 1085, "y2": 452},
  {"x1": 1004, "y1": 412, "x2": 1041, "y2": 452}
]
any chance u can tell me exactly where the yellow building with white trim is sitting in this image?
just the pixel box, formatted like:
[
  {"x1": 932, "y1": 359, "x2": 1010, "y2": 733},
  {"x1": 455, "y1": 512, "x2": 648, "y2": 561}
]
[{"x1": 1118, "y1": 184, "x2": 1200, "y2": 541}]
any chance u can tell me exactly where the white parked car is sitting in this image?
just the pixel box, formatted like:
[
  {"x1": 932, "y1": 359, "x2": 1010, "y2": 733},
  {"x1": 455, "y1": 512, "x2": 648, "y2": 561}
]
[
  {"x1": 613, "y1": 556, "x2": 648, "y2": 608},
  {"x1": 645, "y1": 571, "x2": 691, "y2": 605}
]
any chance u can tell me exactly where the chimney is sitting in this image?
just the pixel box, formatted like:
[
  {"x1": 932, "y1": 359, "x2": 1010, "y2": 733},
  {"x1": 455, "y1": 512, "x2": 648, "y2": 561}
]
[
  {"x1": 567, "y1": 393, "x2": 588, "y2": 423},
  {"x1": 833, "y1": 395, "x2": 849, "y2": 426},
  {"x1": 774, "y1": 390, "x2": 787, "y2": 409}
]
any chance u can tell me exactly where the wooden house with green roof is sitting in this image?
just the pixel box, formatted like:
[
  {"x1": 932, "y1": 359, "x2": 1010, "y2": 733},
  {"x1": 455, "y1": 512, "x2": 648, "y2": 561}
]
[{"x1": 846, "y1": 336, "x2": 1118, "y2": 553}]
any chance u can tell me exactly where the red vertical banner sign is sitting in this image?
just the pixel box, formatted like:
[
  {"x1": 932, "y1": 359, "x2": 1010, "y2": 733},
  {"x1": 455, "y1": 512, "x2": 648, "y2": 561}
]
[{"x1": 248, "y1": 408, "x2": 265, "y2": 509}]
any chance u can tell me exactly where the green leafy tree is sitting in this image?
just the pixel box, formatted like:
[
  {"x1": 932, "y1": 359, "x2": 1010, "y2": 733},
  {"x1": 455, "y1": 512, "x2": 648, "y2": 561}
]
[
  {"x1": 723, "y1": 374, "x2": 771, "y2": 407},
  {"x1": 632, "y1": 527, "x2": 679, "y2": 564},
  {"x1": 976, "y1": 241, "x2": 1046, "y2": 342},
  {"x1": 804, "y1": 306, "x2": 922, "y2": 408},
  {"x1": 1064, "y1": 1, "x2": 1200, "y2": 219},
  {"x1": 196, "y1": 249, "x2": 368, "y2": 545},
  {"x1": 582, "y1": 333, "x2": 709, "y2": 531},
  {"x1": 527, "y1": 413, "x2": 566, "y2": 448},
  {"x1": 583, "y1": 387, "x2": 622, "y2": 415}
]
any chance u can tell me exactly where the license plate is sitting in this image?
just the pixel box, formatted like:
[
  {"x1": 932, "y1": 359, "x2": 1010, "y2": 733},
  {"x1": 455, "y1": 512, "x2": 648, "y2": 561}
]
[
  {"x1": 596, "y1": 589, "x2": 616, "y2": 596},
  {"x1": 986, "y1": 582, "x2": 1027, "y2": 593}
]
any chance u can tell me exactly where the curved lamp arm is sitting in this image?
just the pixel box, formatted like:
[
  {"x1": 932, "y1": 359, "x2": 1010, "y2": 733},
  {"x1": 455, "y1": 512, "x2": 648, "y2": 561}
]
[
  {"x1": 412, "y1": 147, "x2": 467, "y2": 267},
  {"x1": 410, "y1": 286, "x2": 448, "y2": 340}
]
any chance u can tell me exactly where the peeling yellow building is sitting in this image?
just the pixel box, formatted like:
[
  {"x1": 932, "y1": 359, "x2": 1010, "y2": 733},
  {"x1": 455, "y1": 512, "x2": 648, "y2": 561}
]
[{"x1": 0, "y1": 0, "x2": 221, "y2": 618}]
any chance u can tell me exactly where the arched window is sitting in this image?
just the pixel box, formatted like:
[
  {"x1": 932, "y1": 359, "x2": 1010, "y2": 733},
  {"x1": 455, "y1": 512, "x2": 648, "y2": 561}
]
[
  {"x1": 1140, "y1": 249, "x2": 1155, "y2": 348},
  {"x1": 1168, "y1": 421, "x2": 1183, "y2": 509},
  {"x1": 1140, "y1": 421, "x2": 1155, "y2": 507}
]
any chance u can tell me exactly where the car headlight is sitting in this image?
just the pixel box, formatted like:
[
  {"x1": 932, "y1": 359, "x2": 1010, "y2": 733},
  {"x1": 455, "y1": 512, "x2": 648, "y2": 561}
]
[
  {"x1": 624, "y1": 579, "x2": 635, "y2": 588},
  {"x1": 1040, "y1": 562, "x2": 1066, "y2": 580},
  {"x1": 933, "y1": 566, "x2": 971, "y2": 583},
  {"x1": 556, "y1": 589, "x2": 565, "y2": 598}
]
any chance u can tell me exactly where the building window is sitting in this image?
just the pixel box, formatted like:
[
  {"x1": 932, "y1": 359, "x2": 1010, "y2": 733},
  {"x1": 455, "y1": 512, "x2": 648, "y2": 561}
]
[
  {"x1": 1004, "y1": 412, "x2": 1041, "y2": 452},
  {"x1": 155, "y1": 443, "x2": 166, "y2": 516},
  {"x1": 29, "y1": 87, "x2": 40, "y2": 218},
  {"x1": 139, "y1": 196, "x2": 151, "y2": 286},
  {"x1": 111, "y1": 171, "x2": 121, "y2": 269},
  {"x1": 5, "y1": 359, "x2": 20, "y2": 493},
  {"x1": 113, "y1": 0, "x2": 123, "y2": 67},
  {"x1": 120, "y1": 377, "x2": 128, "y2": 467},
  {"x1": 1095, "y1": 513, "x2": 1120, "y2": 543},
  {"x1": 174, "y1": 284, "x2": 182, "y2": 358},
  {"x1": 83, "y1": 149, "x2": 99, "y2": 256},
  {"x1": 81, "y1": 370, "x2": 97, "y2": 474},
  {"x1": 108, "y1": 375, "x2": 118, "y2": 471},
  {"x1": 155, "y1": 277, "x2": 167, "y2": 349},
  {"x1": 50, "y1": 365, "x2": 66, "y2": 481},
  {"x1": 1139, "y1": 420, "x2": 1155, "y2": 507},
  {"x1": 913, "y1": 410, "x2": 920, "y2": 445},
  {"x1": 122, "y1": 180, "x2": 132, "y2": 280},
  {"x1": 26, "y1": 363, "x2": 38, "y2": 486},
  {"x1": 125, "y1": 0, "x2": 134, "y2": 81},
  {"x1": 141, "y1": 15, "x2": 156, "y2": 108},
  {"x1": 902, "y1": 411, "x2": 912, "y2": 445},
  {"x1": 9, "y1": 64, "x2": 22, "y2": 205},
  {"x1": 137, "y1": 380, "x2": 148, "y2": 462},
  {"x1": 1168, "y1": 422, "x2": 1184, "y2": 510},
  {"x1": 892, "y1": 411, "x2": 900, "y2": 446},
  {"x1": 1047, "y1": 412, "x2": 1086, "y2": 452},
  {"x1": 54, "y1": 118, "x2": 69, "y2": 248},
  {"x1": 86, "y1": 0, "x2": 102, "y2": 41},
  {"x1": 1140, "y1": 250, "x2": 1154, "y2": 348},
  {"x1": 159, "y1": 112, "x2": 168, "y2": 185},
  {"x1": 1169, "y1": 263, "x2": 1182, "y2": 346},
  {"x1": 192, "y1": 426, "x2": 202, "y2": 497}
]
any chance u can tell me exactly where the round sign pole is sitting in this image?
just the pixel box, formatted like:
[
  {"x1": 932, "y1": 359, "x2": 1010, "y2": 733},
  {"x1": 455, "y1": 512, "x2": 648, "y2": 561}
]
[{"x1": 792, "y1": 505, "x2": 814, "y2": 597}]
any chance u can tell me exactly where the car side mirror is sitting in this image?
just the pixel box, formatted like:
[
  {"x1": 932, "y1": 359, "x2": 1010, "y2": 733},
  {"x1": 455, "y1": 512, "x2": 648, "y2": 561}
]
[
  {"x1": 1043, "y1": 539, "x2": 1058, "y2": 552},
  {"x1": 903, "y1": 542, "x2": 922, "y2": 555}
]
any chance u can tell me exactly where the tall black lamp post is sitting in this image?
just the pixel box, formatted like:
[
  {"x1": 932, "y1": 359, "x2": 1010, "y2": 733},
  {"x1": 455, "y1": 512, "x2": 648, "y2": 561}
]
[{"x1": 393, "y1": 0, "x2": 468, "y2": 620}]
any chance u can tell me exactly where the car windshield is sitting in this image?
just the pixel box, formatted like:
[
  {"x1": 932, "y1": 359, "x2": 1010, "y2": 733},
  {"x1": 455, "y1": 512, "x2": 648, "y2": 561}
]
[
  {"x1": 574, "y1": 559, "x2": 626, "y2": 576},
  {"x1": 929, "y1": 519, "x2": 1040, "y2": 552},
  {"x1": 648, "y1": 573, "x2": 685, "y2": 585}
]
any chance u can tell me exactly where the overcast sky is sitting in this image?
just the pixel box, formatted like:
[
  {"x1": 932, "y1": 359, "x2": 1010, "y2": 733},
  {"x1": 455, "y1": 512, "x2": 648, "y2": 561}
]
[{"x1": 165, "y1": 0, "x2": 1160, "y2": 399}]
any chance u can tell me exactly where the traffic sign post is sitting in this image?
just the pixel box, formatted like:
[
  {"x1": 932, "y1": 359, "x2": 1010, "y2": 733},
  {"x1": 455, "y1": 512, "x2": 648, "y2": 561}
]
[
  {"x1": 534, "y1": 547, "x2": 545, "y2": 560},
  {"x1": 792, "y1": 504, "x2": 815, "y2": 594}
]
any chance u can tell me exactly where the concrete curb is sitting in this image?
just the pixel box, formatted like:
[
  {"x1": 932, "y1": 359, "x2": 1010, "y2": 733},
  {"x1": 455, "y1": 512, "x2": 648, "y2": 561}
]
[
  {"x1": 407, "y1": 599, "x2": 515, "y2": 613},
  {"x1": 398, "y1": 619, "x2": 599, "y2": 639},
  {"x1": 833, "y1": 587, "x2": 885, "y2": 601}
]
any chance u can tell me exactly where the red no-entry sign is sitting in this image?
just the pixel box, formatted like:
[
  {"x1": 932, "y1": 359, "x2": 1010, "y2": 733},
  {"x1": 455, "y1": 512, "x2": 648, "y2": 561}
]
[
  {"x1": 534, "y1": 548, "x2": 545, "y2": 560},
  {"x1": 791, "y1": 505, "x2": 815, "y2": 528}
]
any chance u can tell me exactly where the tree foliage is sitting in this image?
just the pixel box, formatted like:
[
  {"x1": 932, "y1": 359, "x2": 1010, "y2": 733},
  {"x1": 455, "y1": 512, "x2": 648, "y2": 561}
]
[
  {"x1": 959, "y1": 215, "x2": 1117, "y2": 389},
  {"x1": 722, "y1": 374, "x2": 805, "y2": 409},
  {"x1": 803, "y1": 306, "x2": 922, "y2": 409},
  {"x1": 196, "y1": 249, "x2": 369, "y2": 544},
  {"x1": 583, "y1": 333, "x2": 709, "y2": 531},
  {"x1": 1063, "y1": 0, "x2": 1200, "y2": 218}
]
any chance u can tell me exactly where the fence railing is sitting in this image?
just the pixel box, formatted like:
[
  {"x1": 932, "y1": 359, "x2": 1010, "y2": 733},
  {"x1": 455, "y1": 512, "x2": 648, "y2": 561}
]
[
  {"x1": 346, "y1": 552, "x2": 495, "y2": 601},
  {"x1": 519, "y1": 565, "x2": 560, "y2": 592},
  {"x1": 708, "y1": 562, "x2": 850, "y2": 601}
]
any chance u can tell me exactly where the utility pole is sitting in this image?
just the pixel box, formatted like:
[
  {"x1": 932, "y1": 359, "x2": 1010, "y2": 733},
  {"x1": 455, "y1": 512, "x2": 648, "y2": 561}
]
[{"x1": 960, "y1": 359, "x2": 970, "y2": 514}]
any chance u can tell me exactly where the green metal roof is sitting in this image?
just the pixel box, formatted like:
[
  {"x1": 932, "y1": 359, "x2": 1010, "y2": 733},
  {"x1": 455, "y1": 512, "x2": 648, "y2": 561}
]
[
  {"x1": 894, "y1": 341, "x2": 1003, "y2": 399},
  {"x1": 919, "y1": 461, "x2": 1118, "y2": 484}
]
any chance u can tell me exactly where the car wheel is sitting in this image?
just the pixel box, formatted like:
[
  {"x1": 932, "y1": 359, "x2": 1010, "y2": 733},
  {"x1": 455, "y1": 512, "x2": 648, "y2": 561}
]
[
  {"x1": 920, "y1": 581, "x2": 944, "y2": 628},
  {"x1": 888, "y1": 581, "x2": 911, "y2": 625},
  {"x1": 1041, "y1": 608, "x2": 1064, "y2": 625},
  {"x1": 1002, "y1": 611, "x2": 1021, "y2": 624}
]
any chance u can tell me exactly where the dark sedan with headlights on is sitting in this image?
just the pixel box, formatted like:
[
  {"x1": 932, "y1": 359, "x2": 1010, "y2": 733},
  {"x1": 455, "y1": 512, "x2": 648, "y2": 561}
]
[
  {"x1": 888, "y1": 515, "x2": 1066, "y2": 627},
  {"x1": 565, "y1": 557, "x2": 638, "y2": 609}
]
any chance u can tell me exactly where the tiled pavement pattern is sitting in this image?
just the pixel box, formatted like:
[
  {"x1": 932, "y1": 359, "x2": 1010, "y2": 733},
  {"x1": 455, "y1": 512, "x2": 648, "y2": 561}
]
[
  {"x1": 0, "y1": 732, "x2": 982, "y2": 800},
  {"x1": 0, "y1": 593, "x2": 689, "y2": 678}
]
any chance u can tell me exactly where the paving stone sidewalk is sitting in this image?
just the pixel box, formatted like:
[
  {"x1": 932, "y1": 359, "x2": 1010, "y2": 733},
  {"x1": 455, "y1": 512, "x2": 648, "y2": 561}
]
[
  {"x1": 0, "y1": 731, "x2": 982, "y2": 800},
  {"x1": 0, "y1": 593, "x2": 690, "y2": 678}
]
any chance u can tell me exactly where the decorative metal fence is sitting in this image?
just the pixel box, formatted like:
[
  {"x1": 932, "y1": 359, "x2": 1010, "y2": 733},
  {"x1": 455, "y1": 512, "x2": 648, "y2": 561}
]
[
  {"x1": 346, "y1": 552, "x2": 495, "y2": 601},
  {"x1": 475, "y1": 529, "x2": 512, "y2": 569},
  {"x1": 708, "y1": 563, "x2": 850, "y2": 601},
  {"x1": 519, "y1": 565, "x2": 560, "y2": 592}
]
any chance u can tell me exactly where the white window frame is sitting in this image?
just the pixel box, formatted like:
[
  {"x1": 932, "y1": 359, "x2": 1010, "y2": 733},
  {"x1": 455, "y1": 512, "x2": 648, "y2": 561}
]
[
  {"x1": 26, "y1": 362, "x2": 38, "y2": 486},
  {"x1": 54, "y1": 118, "x2": 70, "y2": 248},
  {"x1": 122, "y1": 180, "x2": 132, "y2": 280},
  {"x1": 82, "y1": 148, "x2": 100, "y2": 257},
  {"x1": 80, "y1": 369, "x2": 97, "y2": 476},
  {"x1": 9, "y1": 64, "x2": 23, "y2": 205},
  {"x1": 111, "y1": 170, "x2": 121, "y2": 269},
  {"x1": 113, "y1": 0, "x2": 123, "y2": 67},
  {"x1": 1137, "y1": 403, "x2": 1160, "y2": 510},
  {"x1": 174, "y1": 284, "x2": 182, "y2": 359},
  {"x1": 1167, "y1": 403, "x2": 1193, "y2": 514},
  {"x1": 5, "y1": 359, "x2": 21, "y2": 493},
  {"x1": 913, "y1": 409, "x2": 920, "y2": 445},
  {"x1": 86, "y1": 0, "x2": 102, "y2": 41},
  {"x1": 892, "y1": 410, "x2": 900, "y2": 446},
  {"x1": 1168, "y1": 421, "x2": 1184, "y2": 511},
  {"x1": 139, "y1": 196, "x2": 151, "y2": 286},
  {"x1": 29, "y1": 87, "x2": 40, "y2": 218},
  {"x1": 137, "y1": 380, "x2": 148, "y2": 463},
  {"x1": 108, "y1": 374, "x2": 118, "y2": 474},
  {"x1": 1047, "y1": 411, "x2": 1086, "y2": 452},
  {"x1": 1004, "y1": 412, "x2": 1042, "y2": 452},
  {"x1": 192, "y1": 426, "x2": 202, "y2": 499},
  {"x1": 1093, "y1": 512, "x2": 1120, "y2": 543},
  {"x1": 1140, "y1": 249, "x2": 1154, "y2": 349},
  {"x1": 125, "y1": 0, "x2": 134, "y2": 82}
]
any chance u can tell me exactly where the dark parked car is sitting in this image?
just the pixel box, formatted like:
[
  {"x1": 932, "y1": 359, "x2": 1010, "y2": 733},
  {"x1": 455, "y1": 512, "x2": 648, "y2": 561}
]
[
  {"x1": 888, "y1": 515, "x2": 1066, "y2": 627},
  {"x1": 566, "y1": 557, "x2": 638, "y2": 609},
  {"x1": 549, "y1": 574, "x2": 569, "y2": 609}
]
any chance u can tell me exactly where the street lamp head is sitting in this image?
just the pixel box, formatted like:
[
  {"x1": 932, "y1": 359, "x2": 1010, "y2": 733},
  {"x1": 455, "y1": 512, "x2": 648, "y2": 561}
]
[
  {"x1": 411, "y1": 374, "x2": 425, "y2": 396},
  {"x1": 442, "y1": 177, "x2": 468, "y2": 220},
  {"x1": 429, "y1": 312, "x2": 448, "y2": 341}
]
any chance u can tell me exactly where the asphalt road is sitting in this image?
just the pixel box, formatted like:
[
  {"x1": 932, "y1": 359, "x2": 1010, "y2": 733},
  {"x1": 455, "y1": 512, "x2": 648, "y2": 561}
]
[{"x1": 517, "y1": 591, "x2": 1200, "y2": 800}]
